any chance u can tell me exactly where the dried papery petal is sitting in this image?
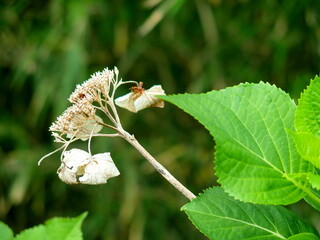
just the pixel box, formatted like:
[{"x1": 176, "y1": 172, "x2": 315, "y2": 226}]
[
  {"x1": 115, "y1": 85, "x2": 166, "y2": 112},
  {"x1": 57, "y1": 165, "x2": 78, "y2": 184},
  {"x1": 57, "y1": 149, "x2": 120, "y2": 185},
  {"x1": 79, "y1": 152, "x2": 120, "y2": 185},
  {"x1": 57, "y1": 149, "x2": 91, "y2": 184},
  {"x1": 62, "y1": 149, "x2": 91, "y2": 167},
  {"x1": 135, "y1": 85, "x2": 165, "y2": 110},
  {"x1": 115, "y1": 92, "x2": 137, "y2": 112}
]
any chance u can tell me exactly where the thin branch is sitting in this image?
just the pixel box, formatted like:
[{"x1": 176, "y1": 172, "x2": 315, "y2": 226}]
[
  {"x1": 119, "y1": 129, "x2": 196, "y2": 200},
  {"x1": 91, "y1": 133, "x2": 121, "y2": 138},
  {"x1": 98, "y1": 121, "x2": 119, "y2": 132},
  {"x1": 38, "y1": 138, "x2": 78, "y2": 165}
]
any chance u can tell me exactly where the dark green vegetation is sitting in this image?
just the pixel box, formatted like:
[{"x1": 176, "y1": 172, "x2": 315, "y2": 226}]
[{"x1": 1, "y1": 0, "x2": 319, "y2": 239}]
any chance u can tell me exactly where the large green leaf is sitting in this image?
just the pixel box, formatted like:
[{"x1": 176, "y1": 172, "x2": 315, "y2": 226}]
[
  {"x1": 182, "y1": 187, "x2": 319, "y2": 240},
  {"x1": 162, "y1": 82, "x2": 313, "y2": 204},
  {"x1": 295, "y1": 76, "x2": 320, "y2": 135}
]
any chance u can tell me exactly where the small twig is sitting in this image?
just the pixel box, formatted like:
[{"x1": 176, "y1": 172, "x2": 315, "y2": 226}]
[
  {"x1": 92, "y1": 133, "x2": 120, "y2": 138},
  {"x1": 98, "y1": 122, "x2": 119, "y2": 132},
  {"x1": 37, "y1": 137, "x2": 78, "y2": 165}
]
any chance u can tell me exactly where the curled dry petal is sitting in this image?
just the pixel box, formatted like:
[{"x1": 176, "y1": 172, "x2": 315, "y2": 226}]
[
  {"x1": 79, "y1": 153, "x2": 120, "y2": 184},
  {"x1": 115, "y1": 85, "x2": 166, "y2": 113},
  {"x1": 57, "y1": 149, "x2": 120, "y2": 185}
]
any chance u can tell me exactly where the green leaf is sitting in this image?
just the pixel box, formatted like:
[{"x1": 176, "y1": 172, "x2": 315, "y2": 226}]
[
  {"x1": 304, "y1": 168, "x2": 320, "y2": 211},
  {"x1": 304, "y1": 187, "x2": 320, "y2": 212},
  {"x1": 0, "y1": 222, "x2": 14, "y2": 240},
  {"x1": 287, "y1": 233, "x2": 320, "y2": 240},
  {"x1": 295, "y1": 75, "x2": 320, "y2": 135},
  {"x1": 45, "y1": 212, "x2": 87, "y2": 240},
  {"x1": 290, "y1": 132, "x2": 320, "y2": 168},
  {"x1": 14, "y1": 226, "x2": 46, "y2": 240},
  {"x1": 162, "y1": 82, "x2": 313, "y2": 204},
  {"x1": 307, "y1": 173, "x2": 320, "y2": 190},
  {"x1": 14, "y1": 212, "x2": 87, "y2": 240},
  {"x1": 285, "y1": 172, "x2": 320, "y2": 191},
  {"x1": 182, "y1": 187, "x2": 319, "y2": 240}
]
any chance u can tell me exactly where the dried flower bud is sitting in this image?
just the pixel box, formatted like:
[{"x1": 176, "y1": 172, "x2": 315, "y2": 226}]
[
  {"x1": 57, "y1": 149, "x2": 120, "y2": 185},
  {"x1": 115, "y1": 85, "x2": 165, "y2": 113}
]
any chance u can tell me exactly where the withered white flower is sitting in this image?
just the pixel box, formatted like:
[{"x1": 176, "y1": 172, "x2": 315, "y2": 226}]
[
  {"x1": 57, "y1": 148, "x2": 120, "y2": 185},
  {"x1": 115, "y1": 84, "x2": 166, "y2": 113},
  {"x1": 38, "y1": 67, "x2": 127, "y2": 166}
]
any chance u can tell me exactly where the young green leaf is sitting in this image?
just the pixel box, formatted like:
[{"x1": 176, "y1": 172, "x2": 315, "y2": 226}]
[
  {"x1": 0, "y1": 222, "x2": 14, "y2": 240},
  {"x1": 306, "y1": 173, "x2": 320, "y2": 190},
  {"x1": 290, "y1": 132, "x2": 320, "y2": 168},
  {"x1": 287, "y1": 233, "x2": 320, "y2": 240},
  {"x1": 285, "y1": 172, "x2": 320, "y2": 191},
  {"x1": 13, "y1": 212, "x2": 87, "y2": 240},
  {"x1": 295, "y1": 75, "x2": 320, "y2": 135},
  {"x1": 45, "y1": 212, "x2": 87, "y2": 240},
  {"x1": 14, "y1": 226, "x2": 46, "y2": 240},
  {"x1": 304, "y1": 187, "x2": 320, "y2": 212},
  {"x1": 162, "y1": 82, "x2": 313, "y2": 204},
  {"x1": 182, "y1": 187, "x2": 319, "y2": 240}
]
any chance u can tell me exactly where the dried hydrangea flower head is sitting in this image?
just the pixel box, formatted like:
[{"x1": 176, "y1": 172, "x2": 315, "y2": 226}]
[
  {"x1": 38, "y1": 67, "x2": 122, "y2": 167},
  {"x1": 115, "y1": 82, "x2": 166, "y2": 112},
  {"x1": 49, "y1": 67, "x2": 120, "y2": 144},
  {"x1": 39, "y1": 67, "x2": 182, "y2": 190}
]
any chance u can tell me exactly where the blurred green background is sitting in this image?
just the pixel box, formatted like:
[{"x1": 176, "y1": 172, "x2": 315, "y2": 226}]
[{"x1": 1, "y1": 0, "x2": 320, "y2": 239}]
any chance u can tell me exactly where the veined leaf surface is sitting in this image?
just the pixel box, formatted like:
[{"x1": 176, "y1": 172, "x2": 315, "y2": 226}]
[
  {"x1": 295, "y1": 76, "x2": 320, "y2": 135},
  {"x1": 162, "y1": 82, "x2": 313, "y2": 204},
  {"x1": 182, "y1": 187, "x2": 319, "y2": 240},
  {"x1": 290, "y1": 132, "x2": 320, "y2": 169}
]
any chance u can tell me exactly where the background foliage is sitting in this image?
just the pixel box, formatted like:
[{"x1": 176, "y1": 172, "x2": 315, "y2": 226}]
[{"x1": 0, "y1": 0, "x2": 319, "y2": 239}]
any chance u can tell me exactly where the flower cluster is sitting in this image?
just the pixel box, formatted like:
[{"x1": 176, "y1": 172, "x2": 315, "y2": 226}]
[
  {"x1": 49, "y1": 102, "x2": 103, "y2": 142},
  {"x1": 40, "y1": 66, "x2": 166, "y2": 185},
  {"x1": 68, "y1": 67, "x2": 118, "y2": 104},
  {"x1": 50, "y1": 67, "x2": 120, "y2": 143}
]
